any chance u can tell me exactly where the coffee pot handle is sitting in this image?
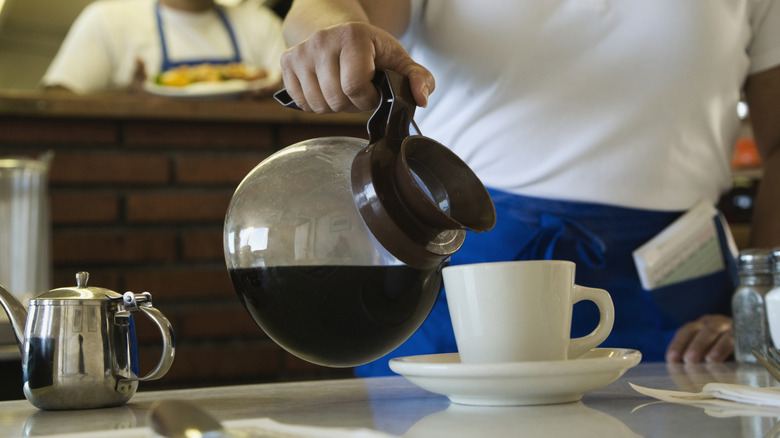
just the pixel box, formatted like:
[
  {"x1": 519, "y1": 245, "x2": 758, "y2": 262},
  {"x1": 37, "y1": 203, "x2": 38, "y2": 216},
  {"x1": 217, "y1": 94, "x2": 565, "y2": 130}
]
[
  {"x1": 136, "y1": 305, "x2": 176, "y2": 381},
  {"x1": 120, "y1": 292, "x2": 175, "y2": 381},
  {"x1": 273, "y1": 69, "x2": 417, "y2": 146}
]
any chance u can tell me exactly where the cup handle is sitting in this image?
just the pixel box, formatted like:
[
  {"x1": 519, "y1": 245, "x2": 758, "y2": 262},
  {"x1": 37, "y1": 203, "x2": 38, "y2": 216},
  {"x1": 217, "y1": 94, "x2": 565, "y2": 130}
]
[
  {"x1": 568, "y1": 285, "x2": 615, "y2": 359},
  {"x1": 135, "y1": 305, "x2": 176, "y2": 381}
]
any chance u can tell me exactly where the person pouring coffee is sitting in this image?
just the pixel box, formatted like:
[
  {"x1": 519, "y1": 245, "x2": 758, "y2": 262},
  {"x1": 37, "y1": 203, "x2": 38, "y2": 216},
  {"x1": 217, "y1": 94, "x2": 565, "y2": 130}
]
[
  {"x1": 41, "y1": 0, "x2": 286, "y2": 96},
  {"x1": 278, "y1": 0, "x2": 780, "y2": 375}
]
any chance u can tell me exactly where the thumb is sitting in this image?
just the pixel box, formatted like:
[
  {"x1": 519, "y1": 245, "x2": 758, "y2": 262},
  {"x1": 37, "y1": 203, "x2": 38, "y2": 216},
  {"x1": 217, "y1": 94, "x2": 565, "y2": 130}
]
[
  {"x1": 405, "y1": 64, "x2": 435, "y2": 108},
  {"x1": 372, "y1": 36, "x2": 435, "y2": 108}
]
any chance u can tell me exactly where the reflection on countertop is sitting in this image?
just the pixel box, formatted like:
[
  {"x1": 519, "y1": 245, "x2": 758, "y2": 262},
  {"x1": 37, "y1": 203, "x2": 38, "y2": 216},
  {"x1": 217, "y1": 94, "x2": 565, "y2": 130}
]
[{"x1": 404, "y1": 402, "x2": 641, "y2": 438}]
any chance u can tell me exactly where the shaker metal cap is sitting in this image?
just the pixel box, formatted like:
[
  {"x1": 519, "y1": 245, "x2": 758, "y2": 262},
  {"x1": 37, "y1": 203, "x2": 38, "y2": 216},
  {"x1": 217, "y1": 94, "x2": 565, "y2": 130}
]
[
  {"x1": 738, "y1": 249, "x2": 773, "y2": 274},
  {"x1": 772, "y1": 247, "x2": 780, "y2": 271}
]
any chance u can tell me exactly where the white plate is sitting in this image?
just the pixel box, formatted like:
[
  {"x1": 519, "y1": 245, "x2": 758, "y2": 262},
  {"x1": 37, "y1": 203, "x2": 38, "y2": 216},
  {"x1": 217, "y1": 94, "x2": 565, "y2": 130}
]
[
  {"x1": 144, "y1": 71, "x2": 281, "y2": 99},
  {"x1": 389, "y1": 348, "x2": 641, "y2": 406}
]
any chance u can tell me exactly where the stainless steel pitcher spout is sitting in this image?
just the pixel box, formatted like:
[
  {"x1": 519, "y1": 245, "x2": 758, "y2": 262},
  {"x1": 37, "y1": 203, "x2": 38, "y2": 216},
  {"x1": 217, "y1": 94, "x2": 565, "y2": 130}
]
[
  {"x1": 0, "y1": 271, "x2": 175, "y2": 410},
  {"x1": 0, "y1": 280, "x2": 28, "y2": 352}
]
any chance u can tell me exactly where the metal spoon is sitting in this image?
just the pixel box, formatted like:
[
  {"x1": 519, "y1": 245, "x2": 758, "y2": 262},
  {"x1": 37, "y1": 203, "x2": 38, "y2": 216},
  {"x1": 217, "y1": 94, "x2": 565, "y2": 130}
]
[
  {"x1": 752, "y1": 349, "x2": 780, "y2": 383},
  {"x1": 149, "y1": 399, "x2": 251, "y2": 438}
]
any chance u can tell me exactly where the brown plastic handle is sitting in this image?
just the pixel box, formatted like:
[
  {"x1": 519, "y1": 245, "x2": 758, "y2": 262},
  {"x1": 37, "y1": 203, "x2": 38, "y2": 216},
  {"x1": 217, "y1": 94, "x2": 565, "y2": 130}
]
[
  {"x1": 273, "y1": 70, "x2": 414, "y2": 144},
  {"x1": 365, "y1": 70, "x2": 417, "y2": 144},
  {"x1": 350, "y1": 72, "x2": 496, "y2": 268}
]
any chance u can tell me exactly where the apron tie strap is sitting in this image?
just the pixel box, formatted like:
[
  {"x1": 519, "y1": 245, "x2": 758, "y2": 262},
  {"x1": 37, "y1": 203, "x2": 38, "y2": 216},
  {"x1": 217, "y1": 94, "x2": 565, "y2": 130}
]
[{"x1": 518, "y1": 213, "x2": 607, "y2": 269}]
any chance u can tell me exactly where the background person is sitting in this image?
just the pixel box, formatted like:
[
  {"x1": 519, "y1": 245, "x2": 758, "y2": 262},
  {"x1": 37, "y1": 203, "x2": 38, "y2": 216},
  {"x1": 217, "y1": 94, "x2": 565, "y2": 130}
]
[
  {"x1": 279, "y1": 0, "x2": 780, "y2": 374},
  {"x1": 41, "y1": 0, "x2": 286, "y2": 95}
]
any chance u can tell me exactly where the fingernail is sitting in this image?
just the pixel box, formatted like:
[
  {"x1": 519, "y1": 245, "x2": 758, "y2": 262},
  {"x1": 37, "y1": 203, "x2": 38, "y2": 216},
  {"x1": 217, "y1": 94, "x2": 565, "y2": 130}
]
[{"x1": 420, "y1": 85, "x2": 429, "y2": 108}]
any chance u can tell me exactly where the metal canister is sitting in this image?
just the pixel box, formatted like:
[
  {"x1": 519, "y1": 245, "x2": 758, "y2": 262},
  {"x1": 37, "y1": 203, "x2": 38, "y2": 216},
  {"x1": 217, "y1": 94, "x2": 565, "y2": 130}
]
[
  {"x1": 0, "y1": 152, "x2": 53, "y2": 345},
  {"x1": 732, "y1": 249, "x2": 773, "y2": 363}
]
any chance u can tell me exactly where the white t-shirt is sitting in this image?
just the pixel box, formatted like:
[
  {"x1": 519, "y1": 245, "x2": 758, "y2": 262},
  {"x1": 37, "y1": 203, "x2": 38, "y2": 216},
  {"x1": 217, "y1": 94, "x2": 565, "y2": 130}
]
[
  {"x1": 405, "y1": 0, "x2": 780, "y2": 211},
  {"x1": 41, "y1": 0, "x2": 286, "y2": 94}
]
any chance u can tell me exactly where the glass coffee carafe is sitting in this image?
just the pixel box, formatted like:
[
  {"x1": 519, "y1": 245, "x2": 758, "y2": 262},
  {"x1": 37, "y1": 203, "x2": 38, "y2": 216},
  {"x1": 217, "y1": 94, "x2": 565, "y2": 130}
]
[{"x1": 223, "y1": 71, "x2": 495, "y2": 367}]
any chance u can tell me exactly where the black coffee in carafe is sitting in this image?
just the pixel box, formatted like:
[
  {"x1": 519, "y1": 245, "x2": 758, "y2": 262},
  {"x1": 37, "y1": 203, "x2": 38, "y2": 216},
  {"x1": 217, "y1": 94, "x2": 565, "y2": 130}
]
[{"x1": 229, "y1": 264, "x2": 442, "y2": 366}]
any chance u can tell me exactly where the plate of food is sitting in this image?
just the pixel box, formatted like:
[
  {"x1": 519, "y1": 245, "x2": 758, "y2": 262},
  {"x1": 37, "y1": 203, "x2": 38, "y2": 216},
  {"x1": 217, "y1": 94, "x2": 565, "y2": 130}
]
[{"x1": 144, "y1": 62, "x2": 281, "y2": 99}]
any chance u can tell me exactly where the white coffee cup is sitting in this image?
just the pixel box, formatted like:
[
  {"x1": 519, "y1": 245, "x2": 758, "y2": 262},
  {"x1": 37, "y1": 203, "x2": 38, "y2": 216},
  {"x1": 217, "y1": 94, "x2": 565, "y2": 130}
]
[{"x1": 443, "y1": 260, "x2": 615, "y2": 363}]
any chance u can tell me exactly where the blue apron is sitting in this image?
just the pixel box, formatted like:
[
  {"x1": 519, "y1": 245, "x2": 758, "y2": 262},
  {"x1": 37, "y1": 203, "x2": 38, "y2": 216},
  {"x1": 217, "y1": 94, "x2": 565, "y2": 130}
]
[
  {"x1": 355, "y1": 188, "x2": 737, "y2": 377},
  {"x1": 155, "y1": 1, "x2": 242, "y2": 71}
]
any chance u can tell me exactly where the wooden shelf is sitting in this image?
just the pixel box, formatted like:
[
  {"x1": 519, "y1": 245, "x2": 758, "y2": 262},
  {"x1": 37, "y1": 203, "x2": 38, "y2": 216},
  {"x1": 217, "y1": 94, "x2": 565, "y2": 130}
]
[{"x1": 0, "y1": 89, "x2": 371, "y2": 124}]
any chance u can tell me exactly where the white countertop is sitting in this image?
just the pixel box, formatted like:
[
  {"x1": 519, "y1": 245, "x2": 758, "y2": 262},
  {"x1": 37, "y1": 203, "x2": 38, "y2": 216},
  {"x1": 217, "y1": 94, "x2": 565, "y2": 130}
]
[{"x1": 0, "y1": 361, "x2": 776, "y2": 437}]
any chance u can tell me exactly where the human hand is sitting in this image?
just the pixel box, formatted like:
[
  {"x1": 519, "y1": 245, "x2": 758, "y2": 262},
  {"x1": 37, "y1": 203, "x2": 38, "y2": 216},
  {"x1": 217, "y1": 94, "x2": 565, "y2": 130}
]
[
  {"x1": 665, "y1": 314, "x2": 734, "y2": 363},
  {"x1": 130, "y1": 58, "x2": 148, "y2": 94},
  {"x1": 280, "y1": 22, "x2": 435, "y2": 113}
]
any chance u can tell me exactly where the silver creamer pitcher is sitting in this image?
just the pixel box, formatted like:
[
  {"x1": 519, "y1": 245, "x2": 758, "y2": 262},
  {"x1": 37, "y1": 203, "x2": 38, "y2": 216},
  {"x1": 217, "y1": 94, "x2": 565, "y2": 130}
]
[{"x1": 0, "y1": 271, "x2": 175, "y2": 410}]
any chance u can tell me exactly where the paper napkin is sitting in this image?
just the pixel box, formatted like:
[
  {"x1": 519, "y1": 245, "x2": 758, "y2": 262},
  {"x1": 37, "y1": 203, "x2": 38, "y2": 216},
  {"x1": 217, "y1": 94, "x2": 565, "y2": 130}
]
[{"x1": 630, "y1": 382, "x2": 780, "y2": 416}]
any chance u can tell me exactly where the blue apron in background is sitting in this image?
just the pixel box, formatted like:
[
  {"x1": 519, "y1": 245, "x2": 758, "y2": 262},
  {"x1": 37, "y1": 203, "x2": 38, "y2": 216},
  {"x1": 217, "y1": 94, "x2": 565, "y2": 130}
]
[
  {"x1": 155, "y1": 1, "x2": 242, "y2": 70},
  {"x1": 355, "y1": 188, "x2": 736, "y2": 377}
]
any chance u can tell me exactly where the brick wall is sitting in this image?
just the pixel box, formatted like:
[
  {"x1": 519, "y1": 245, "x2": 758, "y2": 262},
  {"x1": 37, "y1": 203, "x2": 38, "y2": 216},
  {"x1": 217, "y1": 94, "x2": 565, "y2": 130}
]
[{"x1": 1, "y1": 113, "x2": 368, "y2": 390}]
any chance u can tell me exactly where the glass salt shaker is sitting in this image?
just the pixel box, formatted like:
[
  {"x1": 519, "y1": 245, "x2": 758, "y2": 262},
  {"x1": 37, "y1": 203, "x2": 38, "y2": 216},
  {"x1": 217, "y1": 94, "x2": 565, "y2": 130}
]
[
  {"x1": 765, "y1": 247, "x2": 780, "y2": 350},
  {"x1": 732, "y1": 249, "x2": 773, "y2": 363}
]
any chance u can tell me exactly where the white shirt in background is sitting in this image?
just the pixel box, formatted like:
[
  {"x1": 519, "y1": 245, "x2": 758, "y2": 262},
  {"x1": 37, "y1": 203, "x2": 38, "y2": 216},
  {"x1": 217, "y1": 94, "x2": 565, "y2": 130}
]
[{"x1": 42, "y1": 0, "x2": 286, "y2": 94}]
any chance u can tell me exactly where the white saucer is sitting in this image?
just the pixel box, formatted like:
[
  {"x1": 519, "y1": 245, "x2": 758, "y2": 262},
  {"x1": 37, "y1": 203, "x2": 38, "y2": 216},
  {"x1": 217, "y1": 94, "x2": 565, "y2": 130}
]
[{"x1": 389, "y1": 348, "x2": 641, "y2": 406}]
